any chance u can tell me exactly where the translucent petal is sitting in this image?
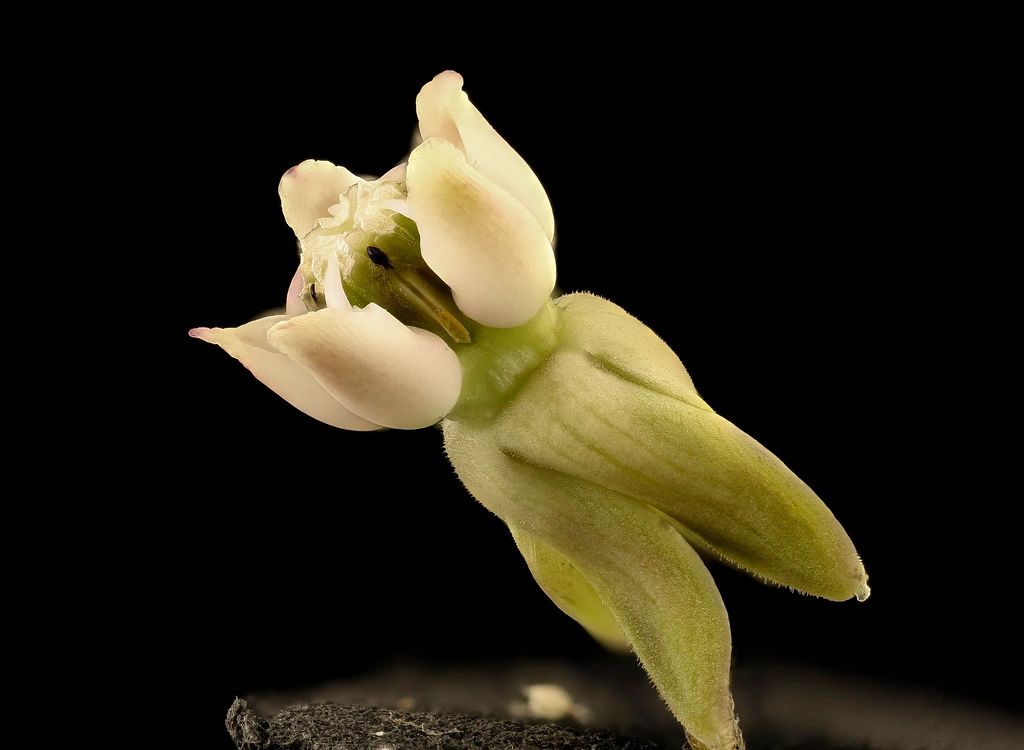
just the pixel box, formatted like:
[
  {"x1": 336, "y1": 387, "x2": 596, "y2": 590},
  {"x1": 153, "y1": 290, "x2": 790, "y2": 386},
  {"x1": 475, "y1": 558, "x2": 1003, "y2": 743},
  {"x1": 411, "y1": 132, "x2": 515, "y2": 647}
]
[
  {"x1": 189, "y1": 316, "x2": 378, "y2": 431},
  {"x1": 285, "y1": 267, "x2": 306, "y2": 317},
  {"x1": 378, "y1": 163, "x2": 407, "y2": 182},
  {"x1": 417, "y1": 71, "x2": 555, "y2": 241},
  {"x1": 267, "y1": 305, "x2": 461, "y2": 429},
  {"x1": 322, "y1": 250, "x2": 350, "y2": 310},
  {"x1": 406, "y1": 138, "x2": 555, "y2": 328},
  {"x1": 279, "y1": 159, "x2": 361, "y2": 239}
]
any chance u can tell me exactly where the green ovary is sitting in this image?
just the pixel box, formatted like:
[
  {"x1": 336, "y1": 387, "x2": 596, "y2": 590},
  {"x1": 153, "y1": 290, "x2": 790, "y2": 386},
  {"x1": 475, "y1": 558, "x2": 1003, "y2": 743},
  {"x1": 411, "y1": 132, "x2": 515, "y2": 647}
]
[{"x1": 300, "y1": 210, "x2": 472, "y2": 344}]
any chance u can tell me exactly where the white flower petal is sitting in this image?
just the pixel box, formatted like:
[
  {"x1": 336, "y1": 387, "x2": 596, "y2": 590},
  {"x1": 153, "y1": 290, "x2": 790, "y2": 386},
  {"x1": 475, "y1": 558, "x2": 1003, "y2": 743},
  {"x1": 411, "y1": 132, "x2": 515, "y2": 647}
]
[
  {"x1": 406, "y1": 138, "x2": 555, "y2": 328},
  {"x1": 285, "y1": 267, "x2": 306, "y2": 317},
  {"x1": 190, "y1": 316, "x2": 378, "y2": 431},
  {"x1": 323, "y1": 250, "x2": 350, "y2": 310},
  {"x1": 416, "y1": 71, "x2": 555, "y2": 241},
  {"x1": 378, "y1": 163, "x2": 407, "y2": 182},
  {"x1": 279, "y1": 159, "x2": 361, "y2": 239},
  {"x1": 267, "y1": 305, "x2": 461, "y2": 429},
  {"x1": 374, "y1": 198, "x2": 410, "y2": 215}
]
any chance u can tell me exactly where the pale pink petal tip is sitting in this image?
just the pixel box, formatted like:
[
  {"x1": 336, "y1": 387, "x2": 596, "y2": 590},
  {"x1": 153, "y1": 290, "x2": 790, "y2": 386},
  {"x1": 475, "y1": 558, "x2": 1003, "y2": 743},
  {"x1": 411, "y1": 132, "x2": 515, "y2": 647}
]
[{"x1": 189, "y1": 327, "x2": 211, "y2": 341}]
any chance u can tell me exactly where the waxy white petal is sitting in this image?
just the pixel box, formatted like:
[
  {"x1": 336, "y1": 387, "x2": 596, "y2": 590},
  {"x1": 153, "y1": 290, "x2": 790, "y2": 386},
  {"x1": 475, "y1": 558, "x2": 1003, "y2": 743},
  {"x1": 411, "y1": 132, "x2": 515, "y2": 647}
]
[
  {"x1": 267, "y1": 305, "x2": 461, "y2": 429},
  {"x1": 280, "y1": 159, "x2": 361, "y2": 239},
  {"x1": 190, "y1": 317, "x2": 378, "y2": 431},
  {"x1": 406, "y1": 138, "x2": 555, "y2": 328},
  {"x1": 323, "y1": 251, "x2": 350, "y2": 310},
  {"x1": 378, "y1": 163, "x2": 407, "y2": 182},
  {"x1": 285, "y1": 267, "x2": 306, "y2": 317},
  {"x1": 417, "y1": 71, "x2": 555, "y2": 241}
]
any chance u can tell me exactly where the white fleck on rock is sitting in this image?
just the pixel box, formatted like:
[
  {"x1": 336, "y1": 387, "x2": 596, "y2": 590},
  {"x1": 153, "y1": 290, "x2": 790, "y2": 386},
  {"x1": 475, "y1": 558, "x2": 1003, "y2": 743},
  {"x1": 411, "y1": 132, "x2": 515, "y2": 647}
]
[{"x1": 509, "y1": 683, "x2": 593, "y2": 723}]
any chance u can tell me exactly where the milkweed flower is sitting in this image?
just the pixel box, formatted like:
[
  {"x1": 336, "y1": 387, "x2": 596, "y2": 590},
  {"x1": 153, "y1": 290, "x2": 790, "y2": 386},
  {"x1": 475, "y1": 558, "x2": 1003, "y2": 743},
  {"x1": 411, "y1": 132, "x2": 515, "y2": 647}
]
[{"x1": 192, "y1": 71, "x2": 868, "y2": 750}]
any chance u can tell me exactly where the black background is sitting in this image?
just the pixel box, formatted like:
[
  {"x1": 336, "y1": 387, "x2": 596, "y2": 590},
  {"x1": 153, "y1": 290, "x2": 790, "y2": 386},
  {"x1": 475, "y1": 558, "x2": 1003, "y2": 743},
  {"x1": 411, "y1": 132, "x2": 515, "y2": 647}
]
[{"x1": 158, "y1": 31, "x2": 1013, "y2": 748}]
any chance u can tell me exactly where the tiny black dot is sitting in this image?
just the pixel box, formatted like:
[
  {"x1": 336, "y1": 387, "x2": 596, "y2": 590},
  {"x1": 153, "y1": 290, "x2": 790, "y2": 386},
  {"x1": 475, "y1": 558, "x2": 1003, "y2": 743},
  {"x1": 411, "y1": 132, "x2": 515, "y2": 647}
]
[{"x1": 367, "y1": 246, "x2": 393, "y2": 269}]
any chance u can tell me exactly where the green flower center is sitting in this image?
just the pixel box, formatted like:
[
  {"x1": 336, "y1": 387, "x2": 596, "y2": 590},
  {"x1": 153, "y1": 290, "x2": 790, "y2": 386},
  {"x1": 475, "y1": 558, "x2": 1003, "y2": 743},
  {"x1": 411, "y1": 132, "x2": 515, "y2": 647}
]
[{"x1": 298, "y1": 181, "x2": 472, "y2": 344}]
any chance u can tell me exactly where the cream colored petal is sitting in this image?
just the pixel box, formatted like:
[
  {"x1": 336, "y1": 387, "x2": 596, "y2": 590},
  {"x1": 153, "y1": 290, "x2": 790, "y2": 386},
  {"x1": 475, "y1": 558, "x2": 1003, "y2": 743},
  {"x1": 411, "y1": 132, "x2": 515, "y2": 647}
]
[
  {"x1": 279, "y1": 159, "x2": 361, "y2": 238},
  {"x1": 417, "y1": 71, "x2": 555, "y2": 241},
  {"x1": 267, "y1": 305, "x2": 461, "y2": 429},
  {"x1": 285, "y1": 267, "x2": 306, "y2": 317},
  {"x1": 190, "y1": 316, "x2": 378, "y2": 431},
  {"x1": 406, "y1": 138, "x2": 555, "y2": 328},
  {"x1": 416, "y1": 71, "x2": 465, "y2": 150},
  {"x1": 378, "y1": 163, "x2": 407, "y2": 182},
  {"x1": 373, "y1": 197, "x2": 409, "y2": 215},
  {"x1": 323, "y1": 251, "x2": 350, "y2": 310}
]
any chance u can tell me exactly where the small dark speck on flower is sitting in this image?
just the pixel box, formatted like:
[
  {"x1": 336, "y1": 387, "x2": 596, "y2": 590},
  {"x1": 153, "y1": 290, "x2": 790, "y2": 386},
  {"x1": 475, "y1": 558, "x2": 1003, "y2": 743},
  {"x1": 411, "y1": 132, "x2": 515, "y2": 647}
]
[{"x1": 367, "y1": 246, "x2": 394, "y2": 269}]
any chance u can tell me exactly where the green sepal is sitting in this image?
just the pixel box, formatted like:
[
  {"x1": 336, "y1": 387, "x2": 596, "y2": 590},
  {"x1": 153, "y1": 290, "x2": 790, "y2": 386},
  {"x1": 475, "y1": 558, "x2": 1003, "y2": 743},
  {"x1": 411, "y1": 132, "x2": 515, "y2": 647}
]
[
  {"x1": 444, "y1": 417, "x2": 743, "y2": 750},
  {"x1": 473, "y1": 293, "x2": 868, "y2": 602},
  {"x1": 509, "y1": 525, "x2": 629, "y2": 652}
]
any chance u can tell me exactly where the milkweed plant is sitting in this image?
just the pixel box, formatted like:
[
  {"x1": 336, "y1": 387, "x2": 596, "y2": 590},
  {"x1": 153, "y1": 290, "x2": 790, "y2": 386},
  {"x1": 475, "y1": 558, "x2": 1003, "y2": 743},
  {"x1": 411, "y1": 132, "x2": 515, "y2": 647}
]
[{"x1": 192, "y1": 71, "x2": 869, "y2": 750}]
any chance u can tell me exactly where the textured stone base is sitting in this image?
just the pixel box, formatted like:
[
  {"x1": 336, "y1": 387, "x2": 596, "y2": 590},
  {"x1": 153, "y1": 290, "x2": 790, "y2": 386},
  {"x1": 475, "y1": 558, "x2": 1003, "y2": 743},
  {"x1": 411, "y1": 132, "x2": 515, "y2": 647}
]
[
  {"x1": 227, "y1": 698, "x2": 661, "y2": 750},
  {"x1": 229, "y1": 658, "x2": 1024, "y2": 749}
]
